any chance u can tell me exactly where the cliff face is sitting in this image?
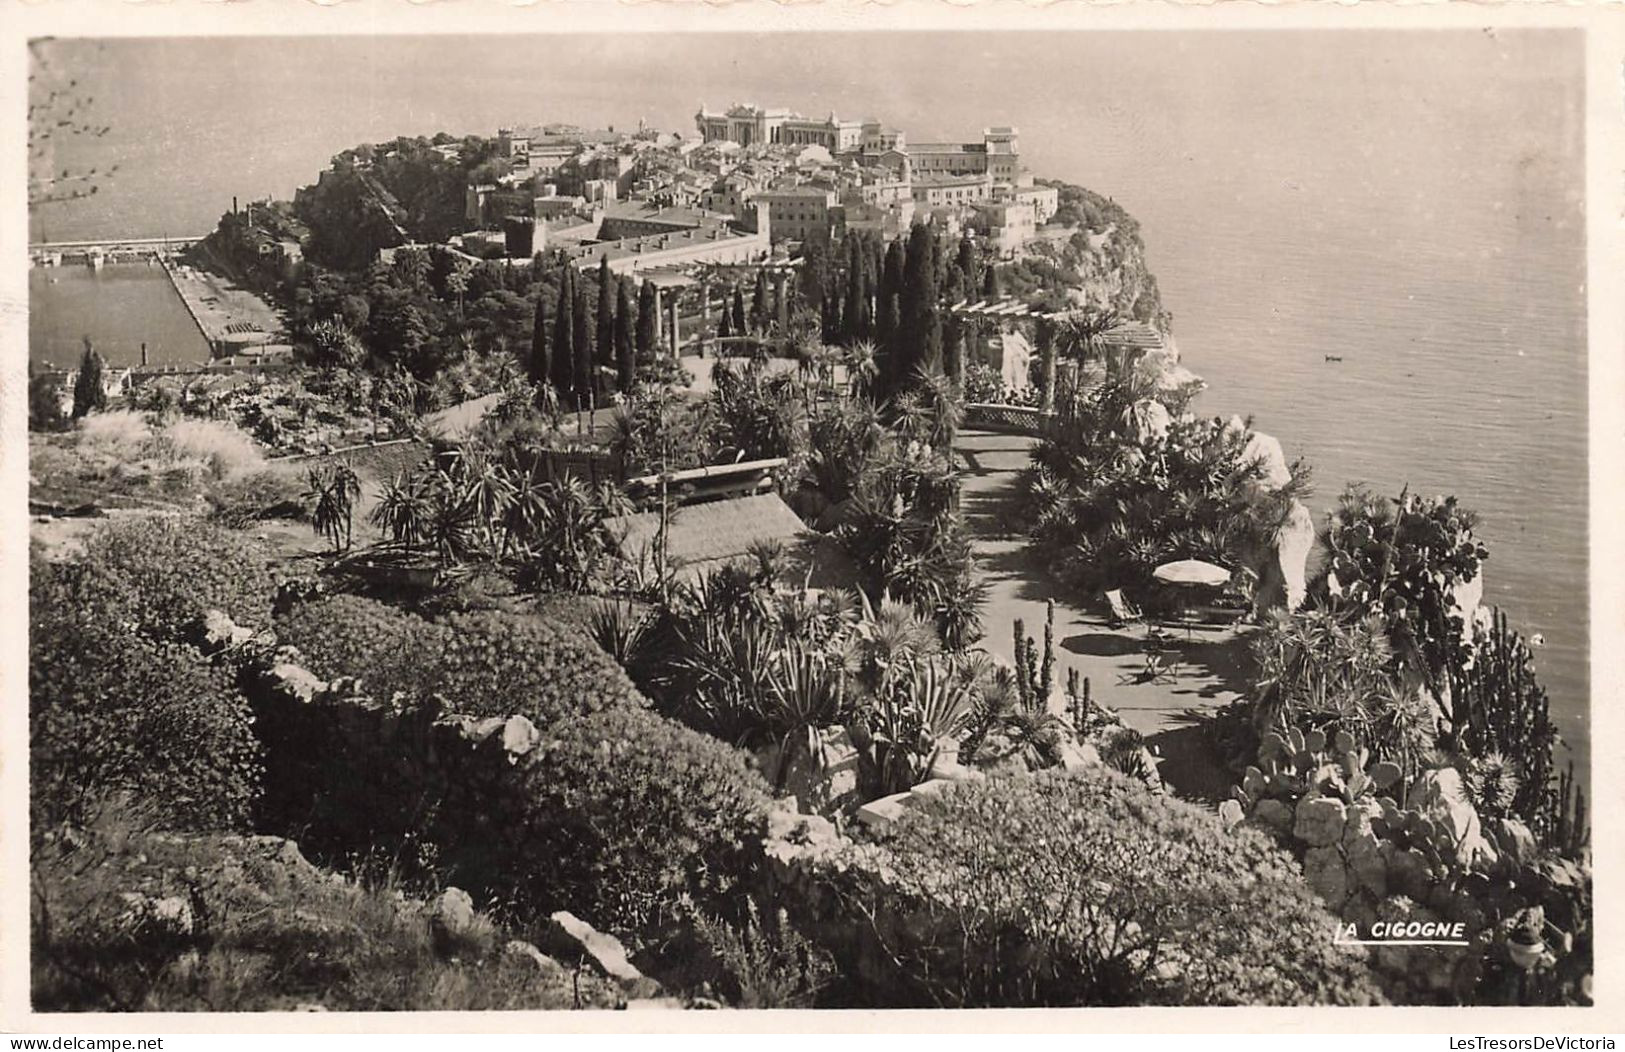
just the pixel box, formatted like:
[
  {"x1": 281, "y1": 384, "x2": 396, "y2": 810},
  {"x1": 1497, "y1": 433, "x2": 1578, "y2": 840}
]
[
  {"x1": 1068, "y1": 217, "x2": 1171, "y2": 332},
  {"x1": 999, "y1": 181, "x2": 1172, "y2": 332}
]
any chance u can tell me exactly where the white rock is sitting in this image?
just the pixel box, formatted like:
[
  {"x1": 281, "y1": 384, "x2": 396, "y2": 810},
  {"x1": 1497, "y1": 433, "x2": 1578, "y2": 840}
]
[
  {"x1": 541, "y1": 911, "x2": 649, "y2": 988},
  {"x1": 1240, "y1": 431, "x2": 1293, "y2": 491},
  {"x1": 855, "y1": 791, "x2": 916, "y2": 830}
]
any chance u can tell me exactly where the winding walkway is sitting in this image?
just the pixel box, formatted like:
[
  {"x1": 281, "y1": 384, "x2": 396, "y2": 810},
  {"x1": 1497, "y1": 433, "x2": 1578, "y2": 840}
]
[{"x1": 953, "y1": 426, "x2": 1244, "y2": 801}]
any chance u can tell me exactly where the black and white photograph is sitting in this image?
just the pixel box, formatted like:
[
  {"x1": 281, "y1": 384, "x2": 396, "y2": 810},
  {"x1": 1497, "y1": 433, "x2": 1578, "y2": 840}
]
[{"x1": 5, "y1": 7, "x2": 1611, "y2": 1030}]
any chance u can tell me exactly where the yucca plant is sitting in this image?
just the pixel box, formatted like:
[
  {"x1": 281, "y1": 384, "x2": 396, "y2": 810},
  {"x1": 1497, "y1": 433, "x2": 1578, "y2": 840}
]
[{"x1": 306, "y1": 463, "x2": 361, "y2": 552}]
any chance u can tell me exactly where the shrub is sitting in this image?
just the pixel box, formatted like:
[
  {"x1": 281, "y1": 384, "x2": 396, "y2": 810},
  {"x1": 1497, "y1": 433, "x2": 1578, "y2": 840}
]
[
  {"x1": 206, "y1": 468, "x2": 309, "y2": 528},
  {"x1": 30, "y1": 558, "x2": 263, "y2": 833},
  {"x1": 434, "y1": 609, "x2": 648, "y2": 720},
  {"x1": 843, "y1": 767, "x2": 1382, "y2": 1006},
  {"x1": 274, "y1": 594, "x2": 441, "y2": 702},
  {"x1": 160, "y1": 418, "x2": 267, "y2": 480},
  {"x1": 79, "y1": 516, "x2": 281, "y2": 638},
  {"x1": 76, "y1": 409, "x2": 153, "y2": 451},
  {"x1": 1319, "y1": 484, "x2": 1486, "y2": 688},
  {"x1": 481, "y1": 706, "x2": 771, "y2": 940},
  {"x1": 689, "y1": 900, "x2": 836, "y2": 1009},
  {"x1": 1249, "y1": 602, "x2": 1436, "y2": 771},
  {"x1": 275, "y1": 596, "x2": 646, "y2": 724}
]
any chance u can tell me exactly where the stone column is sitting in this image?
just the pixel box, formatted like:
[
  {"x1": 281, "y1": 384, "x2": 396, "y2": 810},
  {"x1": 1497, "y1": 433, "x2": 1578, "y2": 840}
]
[
  {"x1": 667, "y1": 293, "x2": 681, "y2": 359},
  {"x1": 772, "y1": 271, "x2": 788, "y2": 330}
]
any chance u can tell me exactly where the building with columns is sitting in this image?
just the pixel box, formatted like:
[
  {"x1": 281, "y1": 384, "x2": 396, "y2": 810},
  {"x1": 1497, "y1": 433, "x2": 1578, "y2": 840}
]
[{"x1": 695, "y1": 104, "x2": 865, "y2": 152}]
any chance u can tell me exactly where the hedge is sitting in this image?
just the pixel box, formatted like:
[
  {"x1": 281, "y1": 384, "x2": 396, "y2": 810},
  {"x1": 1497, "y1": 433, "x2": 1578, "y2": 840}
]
[
  {"x1": 847, "y1": 767, "x2": 1383, "y2": 1006},
  {"x1": 30, "y1": 557, "x2": 263, "y2": 833},
  {"x1": 275, "y1": 596, "x2": 647, "y2": 724}
]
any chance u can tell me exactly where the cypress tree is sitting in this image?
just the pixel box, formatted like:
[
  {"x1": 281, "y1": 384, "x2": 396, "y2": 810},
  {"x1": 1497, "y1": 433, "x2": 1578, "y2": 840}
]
[
  {"x1": 718, "y1": 305, "x2": 733, "y2": 340},
  {"x1": 750, "y1": 270, "x2": 769, "y2": 333},
  {"x1": 799, "y1": 234, "x2": 829, "y2": 317},
  {"x1": 528, "y1": 287, "x2": 549, "y2": 388},
  {"x1": 71, "y1": 339, "x2": 108, "y2": 419},
  {"x1": 572, "y1": 283, "x2": 594, "y2": 407},
  {"x1": 613, "y1": 276, "x2": 635, "y2": 393},
  {"x1": 844, "y1": 237, "x2": 865, "y2": 344},
  {"x1": 550, "y1": 265, "x2": 575, "y2": 400},
  {"x1": 982, "y1": 263, "x2": 1002, "y2": 300},
  {"x1": 595, "y1": 258, "x2": 616, "y2": 377},
  {"x1": 636, "y1": 280, "x2": 659, "y2": 365},
  {"x1": 944, "y1": 312, "x2": 964, "y2": 386},
  {"x1": 878, "y1": 239, "x2": 906, "y2": 390},
  {"x1": 956, "y1": 235, "x2": 979, "y2": 299},
  {"x1": 903, "y1": 223, "x2": 943, "y2": 378},
  {"x1": 731, "y1": 286, "x2": 747, "y2": 337}
]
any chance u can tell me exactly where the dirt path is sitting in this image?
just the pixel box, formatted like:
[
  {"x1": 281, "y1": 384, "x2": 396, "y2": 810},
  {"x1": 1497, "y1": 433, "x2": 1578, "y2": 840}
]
[{"x1": 954, "y1": 427, "x2": 1245, "y2": 802}]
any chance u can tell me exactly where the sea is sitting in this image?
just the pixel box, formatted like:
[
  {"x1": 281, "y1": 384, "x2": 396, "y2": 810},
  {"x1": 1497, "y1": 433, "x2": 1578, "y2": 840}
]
[{"x1": 27, "y1": 31, "x2": 1589, "y2": 778}]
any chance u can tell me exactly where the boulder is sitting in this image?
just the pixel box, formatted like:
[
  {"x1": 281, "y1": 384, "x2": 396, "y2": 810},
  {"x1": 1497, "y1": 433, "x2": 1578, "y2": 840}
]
[
  {"x1": 503, "y1": 939, "x2": 567, "y2": 980},
  {"x1": 928, "y1": 754, "x2": 988, "y2": 782},
  {"x1": 1056, "y1": 739, "x2": 1101, "y2": 772},
  {"x1": 908, "y1": 778, "x2": 955, "y2": 798},
  {"x1": 762, "y1": 802, "x2": 848, "y2": 876},
  {"x1": 266, "y1": 662, "x2": 326, "y2": 705},
  {"x1": 430, "y1": 887, "x2": 494, "y2": 958},
  {"x1": 192, "y1": 609, "x2": 256, "y2": 656},
  {"x1": 1240, "y1": 431, "x2": 1292, "y2": 491},
  {"x1": 1255, "y1": 499, "x2": 1314, "y2": 615},
  {"x1": 501, "y1": 715, "x2": 540, "y2": 759},
  {"x1": 855, "y1": 791, "x2": 916, "y2": 831},
  {"x1": 1293, "y1": 795, "x2": 1348, "y2": 848},
  {"x1": 758, "y1": 727, "x2": 861, "y2": 816},
  {"x1": 117, "y1": 892, "x2": 195, "y2": 937},
  {"x1": 1346, "y1": 831, "x2": 1388, "y2": 898},
  {"x1": 1407, "y1": 768, "x2": 1494, "y2": 867},
  {"x1": 1386, "y1": 846, "x2": 1433, "y2": 902},
  {"x1": 1487, "y1": 817, "x2": 1539, "y2": 866},
  {"x1": 541, "y1": 911, "x2": 659, "y2": 997},
  {"x1": 1303, "y1": 844, "x2": 1349, "y2": 906},
  {"x1": 1253, "y1": 798, "x2": 1293, "y2": 833}
]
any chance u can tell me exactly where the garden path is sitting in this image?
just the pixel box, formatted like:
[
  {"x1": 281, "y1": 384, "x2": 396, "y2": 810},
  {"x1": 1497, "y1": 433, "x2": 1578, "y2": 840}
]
[{"x1": 953, "y1": 427, "x2": 1244, "y2": 803}]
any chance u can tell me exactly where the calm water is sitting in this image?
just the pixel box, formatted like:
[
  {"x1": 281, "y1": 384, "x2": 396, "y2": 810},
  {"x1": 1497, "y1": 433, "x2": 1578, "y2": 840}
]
[
  {"x1": 30, "y1": 263, "x2": 211, "y2": 369},
  {"x1": 28, "y1": 32, "x2": 1588, "y2": 775}
]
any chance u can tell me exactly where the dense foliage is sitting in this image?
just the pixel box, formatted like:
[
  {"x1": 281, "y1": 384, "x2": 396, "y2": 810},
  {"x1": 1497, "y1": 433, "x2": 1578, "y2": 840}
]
[
  {"x1": 847, "y1": 768, "x2": 1382, "y2": 1006},
  {"x1": 1319, "y1": 485, "x2": 1488, "y2": 693},
  {"x1": 485, "y1": 705, "x2": 772, "y2": 939},
  {"x1": 1025, "y1": 375, "x2": 1306, "y2": 603},
  {"x1": 275, "y1": 595, "x2": 647, "y2": 723},
  {"x1": 78, "y1": 515, "x2": 281, "y2": 639},
  {"x1": 30, "y1": 556, "x2": 263, "y2": 833}
]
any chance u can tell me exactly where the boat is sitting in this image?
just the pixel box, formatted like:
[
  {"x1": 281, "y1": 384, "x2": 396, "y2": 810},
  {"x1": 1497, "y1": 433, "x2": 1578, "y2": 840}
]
[{"x1": 1324, "y1": 354, "x2": 1344, "y2": 363}]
